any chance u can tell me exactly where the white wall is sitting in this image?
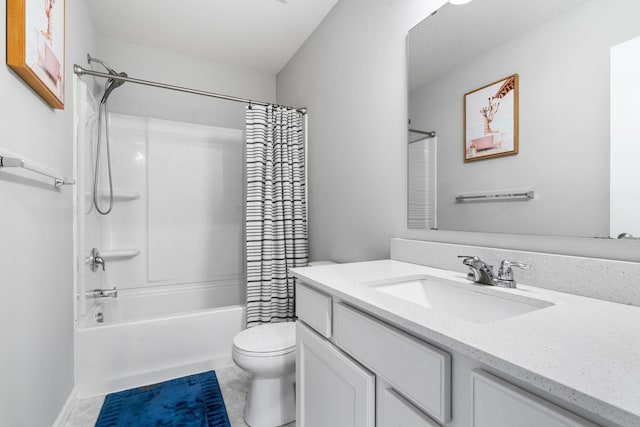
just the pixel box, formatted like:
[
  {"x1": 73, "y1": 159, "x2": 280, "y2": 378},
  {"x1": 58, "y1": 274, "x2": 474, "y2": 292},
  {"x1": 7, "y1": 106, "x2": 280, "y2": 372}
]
[
  {"x1": 0, "y1": 3, "x2": 97, "y2": 427},
  {"x1": 410, "y1": 0, "x2": 640, "y2": 237},
  {"x1": 277, "y1": 0, "x2": 446, "y2": 262},
  {"x1": 277, "y1": 0, "x2": 640, "y2": 262},
  {"x1": 95, "y1": 37, "x2": 276, "y2": 129}
]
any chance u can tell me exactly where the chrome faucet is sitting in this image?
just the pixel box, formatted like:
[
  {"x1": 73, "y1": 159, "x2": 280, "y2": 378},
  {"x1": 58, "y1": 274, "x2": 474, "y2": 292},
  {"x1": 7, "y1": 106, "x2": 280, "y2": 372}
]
[
  {"x1": 89, "y1": 248, "x2": 106, "y2": 272},
  {"x1": 459, "y1": 256, "x2": 530, "y2": 288},
  {"x1": 458, "y1": 255, "x2": 496, "y2": 285},
  {"x1": 87, "y1": 287, "x2": 118, "y2": 298}
]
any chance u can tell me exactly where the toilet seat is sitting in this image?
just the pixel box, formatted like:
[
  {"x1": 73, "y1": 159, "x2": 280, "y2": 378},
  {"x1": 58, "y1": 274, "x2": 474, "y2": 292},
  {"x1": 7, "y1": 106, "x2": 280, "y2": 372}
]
[
  {"x1": 233, "y1": 345, "x2": 295, "y2": 358},
  {"x1": 233, "y1": 322, "x2": 296, "y2": 357}
]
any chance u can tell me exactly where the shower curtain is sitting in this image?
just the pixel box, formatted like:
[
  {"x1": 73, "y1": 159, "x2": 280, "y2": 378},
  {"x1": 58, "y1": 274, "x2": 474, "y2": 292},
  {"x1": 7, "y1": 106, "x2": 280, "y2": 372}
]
[{"x1": 245, "y1": 105, "x2": 308, "y2": 327}]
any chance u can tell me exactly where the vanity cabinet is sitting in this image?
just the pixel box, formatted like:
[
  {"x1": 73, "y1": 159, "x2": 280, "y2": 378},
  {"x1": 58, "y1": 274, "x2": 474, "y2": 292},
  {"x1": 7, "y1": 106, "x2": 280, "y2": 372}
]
[
  {"x1": 295, "y1": 282, "x2": 599, "y2": 427},
  {"x1": 296, "y1": 322, "x2": 375, "y2": 427},
  {"x1": 296, "y1": 283, "x2": 449, "y2": 427}
]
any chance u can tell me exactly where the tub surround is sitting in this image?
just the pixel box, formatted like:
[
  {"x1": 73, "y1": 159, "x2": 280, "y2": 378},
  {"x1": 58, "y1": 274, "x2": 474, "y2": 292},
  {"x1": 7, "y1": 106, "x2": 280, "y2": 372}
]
[
  {"x1": 77, "y1": 113, "x2": 246, "y2": 301},
  {"x1": 291, "y1": 253, "x2": 640, "y2": 426}
]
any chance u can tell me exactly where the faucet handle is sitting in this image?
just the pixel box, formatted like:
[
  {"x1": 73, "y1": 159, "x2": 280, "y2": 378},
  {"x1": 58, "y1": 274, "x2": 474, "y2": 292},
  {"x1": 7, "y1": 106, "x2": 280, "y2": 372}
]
[
  {"x1": 90, "y1": 248, "x2": 106, "y2": 272},
  {"x1": 497, "y1": 260, "x2": 530, "y2": 283}
]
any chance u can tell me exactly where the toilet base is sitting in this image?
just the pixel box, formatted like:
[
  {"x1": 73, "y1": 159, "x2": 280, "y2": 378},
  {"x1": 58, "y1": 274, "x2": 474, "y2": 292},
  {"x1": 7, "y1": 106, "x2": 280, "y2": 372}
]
[{"x1": 244, "y1": 372, "x2": 295, "y2": 427}]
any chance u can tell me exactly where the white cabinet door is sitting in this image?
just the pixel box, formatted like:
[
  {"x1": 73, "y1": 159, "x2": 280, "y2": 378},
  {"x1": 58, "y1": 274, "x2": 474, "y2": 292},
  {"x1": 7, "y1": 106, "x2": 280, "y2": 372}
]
[
  {"x1": 381, "y1": 388, "x2": 440, "y2": 427},
  {"x1": 296, "y1": 322, "x2": 375, "y2": 427},
  {"x1": 472, "y1": 371, "x2": 597, "y2": 427}
]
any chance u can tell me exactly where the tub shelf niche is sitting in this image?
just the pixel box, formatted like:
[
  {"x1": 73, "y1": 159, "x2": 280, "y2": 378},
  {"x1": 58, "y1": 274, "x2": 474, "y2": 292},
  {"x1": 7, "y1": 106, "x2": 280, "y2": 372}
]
[{"x1": 85, "y1": 191, "x2": 141, "y2": 202}]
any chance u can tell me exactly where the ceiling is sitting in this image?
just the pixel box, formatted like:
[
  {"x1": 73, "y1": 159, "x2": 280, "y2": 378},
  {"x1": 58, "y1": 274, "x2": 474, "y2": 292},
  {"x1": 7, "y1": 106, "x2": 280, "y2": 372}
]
[{"x1": 85, "y1": 0, "x2": 339, "y2": 75}]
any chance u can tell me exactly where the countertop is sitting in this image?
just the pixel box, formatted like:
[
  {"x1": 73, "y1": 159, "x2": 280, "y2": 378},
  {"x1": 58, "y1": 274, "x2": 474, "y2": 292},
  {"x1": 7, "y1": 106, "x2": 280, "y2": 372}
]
[{"x1": 290, "y1": 260, "x2": 640, "y2": 427}]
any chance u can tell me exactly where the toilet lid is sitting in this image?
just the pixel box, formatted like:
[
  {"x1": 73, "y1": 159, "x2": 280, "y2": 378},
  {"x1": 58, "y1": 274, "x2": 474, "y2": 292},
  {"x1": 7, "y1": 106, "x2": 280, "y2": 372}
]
[{"x1": 233, "y1": 322, "x2": 296, "y2": 354}]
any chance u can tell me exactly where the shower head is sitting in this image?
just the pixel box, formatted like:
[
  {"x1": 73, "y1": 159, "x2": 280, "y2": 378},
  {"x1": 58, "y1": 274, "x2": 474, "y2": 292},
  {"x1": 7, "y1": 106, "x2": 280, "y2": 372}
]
[
  {"x1": 87, "y1": 54, "x2": 128, "y2": 102},
  {"x1": 101, "y1": 72, "x2": 128, "y2": 103},
  {"x1": 87, "y1": 53, "x2": 129, "y2": 103}
]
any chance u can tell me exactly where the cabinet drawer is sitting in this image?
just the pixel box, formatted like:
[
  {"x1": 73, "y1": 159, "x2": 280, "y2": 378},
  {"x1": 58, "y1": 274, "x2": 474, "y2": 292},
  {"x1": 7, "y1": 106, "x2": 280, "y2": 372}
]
[
  {"x1": 382, "y1": 388, "x2": 440, "y2": 427},
  {"x1": 334, "y1": 303, "x2": 451, "y2": 423},
  {"x1": 471, "y1": 370, "x2": 597, "y2": 427},
  {"x1": 296, "y1": 283, "x2": 332, "y2": 338}
]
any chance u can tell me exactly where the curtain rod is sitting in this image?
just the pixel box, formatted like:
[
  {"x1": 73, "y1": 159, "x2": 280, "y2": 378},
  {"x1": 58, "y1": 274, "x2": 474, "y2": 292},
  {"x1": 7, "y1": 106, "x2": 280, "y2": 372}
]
[
  {"x1": 408, "y1": 128, "x2": 436, "y2": 138},
  {"x1": 73, "y1": 65, "x2": 307, "y2": 115}
]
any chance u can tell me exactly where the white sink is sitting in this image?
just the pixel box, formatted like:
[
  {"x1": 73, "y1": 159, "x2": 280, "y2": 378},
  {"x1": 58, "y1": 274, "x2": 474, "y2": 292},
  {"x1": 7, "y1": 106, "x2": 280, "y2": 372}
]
[{"x1": 366, "y1": 275, "x2": 553, "y2": 323}]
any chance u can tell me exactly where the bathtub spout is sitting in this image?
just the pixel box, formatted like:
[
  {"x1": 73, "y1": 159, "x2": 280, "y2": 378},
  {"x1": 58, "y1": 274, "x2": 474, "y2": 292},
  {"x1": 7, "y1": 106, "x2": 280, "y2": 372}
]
[{"x1": 88, "y1": 287, "x2": 118, "y2": 299}]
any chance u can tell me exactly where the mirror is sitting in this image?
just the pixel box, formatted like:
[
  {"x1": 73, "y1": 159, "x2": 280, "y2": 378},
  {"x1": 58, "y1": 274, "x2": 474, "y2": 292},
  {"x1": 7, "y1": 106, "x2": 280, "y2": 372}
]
[{"x1": 407, "y1": 0, "x2": 640, "y2": 238}]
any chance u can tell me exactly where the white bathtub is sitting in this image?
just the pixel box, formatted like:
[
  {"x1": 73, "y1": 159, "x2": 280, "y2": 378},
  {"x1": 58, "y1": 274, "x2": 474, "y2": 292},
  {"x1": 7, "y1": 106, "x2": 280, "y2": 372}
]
[{"x1": 75, "y1": 284, "x2": 245, "y2": 397}]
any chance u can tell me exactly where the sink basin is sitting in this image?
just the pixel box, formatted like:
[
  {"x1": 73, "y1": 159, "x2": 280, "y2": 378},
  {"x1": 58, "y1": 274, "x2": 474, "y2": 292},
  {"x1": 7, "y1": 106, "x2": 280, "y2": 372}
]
[{"x1": 366, "y1": 275, "x2": 552, "y2": 323}]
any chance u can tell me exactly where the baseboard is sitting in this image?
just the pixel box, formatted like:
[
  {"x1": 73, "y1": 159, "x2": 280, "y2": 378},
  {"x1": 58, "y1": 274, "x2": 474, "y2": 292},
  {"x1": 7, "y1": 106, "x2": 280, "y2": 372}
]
[{"x1": 51, "y1": 386, "x2": 78, "y2": 427}]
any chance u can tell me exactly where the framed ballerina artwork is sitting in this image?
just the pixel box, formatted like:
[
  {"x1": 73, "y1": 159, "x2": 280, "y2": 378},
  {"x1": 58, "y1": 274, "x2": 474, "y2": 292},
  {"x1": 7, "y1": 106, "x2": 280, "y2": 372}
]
[{"x1": 7, "y1": 0, "x2": 66, "y2": 109}]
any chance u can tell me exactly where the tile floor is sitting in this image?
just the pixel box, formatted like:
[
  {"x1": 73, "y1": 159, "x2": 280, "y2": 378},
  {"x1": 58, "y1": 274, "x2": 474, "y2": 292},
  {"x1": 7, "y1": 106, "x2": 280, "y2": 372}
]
[{"x1": 63, "y1": 365, "x2": 295, "y2": 427}]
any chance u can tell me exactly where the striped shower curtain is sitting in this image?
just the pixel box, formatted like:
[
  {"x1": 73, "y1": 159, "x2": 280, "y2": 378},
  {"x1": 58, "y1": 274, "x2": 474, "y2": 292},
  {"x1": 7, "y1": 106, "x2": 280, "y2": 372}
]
[{"x1": 245, "y1": 105, "x2": 308, "y2": 327}]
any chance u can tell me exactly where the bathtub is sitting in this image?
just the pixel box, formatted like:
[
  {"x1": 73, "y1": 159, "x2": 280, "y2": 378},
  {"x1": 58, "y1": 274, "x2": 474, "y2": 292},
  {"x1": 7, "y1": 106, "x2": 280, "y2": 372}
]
[{"x1": 75, "y1": 284, "x2": 245, "y2": 397}]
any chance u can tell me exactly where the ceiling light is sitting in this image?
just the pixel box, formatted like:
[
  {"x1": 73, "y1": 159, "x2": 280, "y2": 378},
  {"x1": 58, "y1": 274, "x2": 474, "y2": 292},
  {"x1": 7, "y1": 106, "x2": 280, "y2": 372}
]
[{"x1": 449, "y1": 0, "x2": 473, "y2": 5}]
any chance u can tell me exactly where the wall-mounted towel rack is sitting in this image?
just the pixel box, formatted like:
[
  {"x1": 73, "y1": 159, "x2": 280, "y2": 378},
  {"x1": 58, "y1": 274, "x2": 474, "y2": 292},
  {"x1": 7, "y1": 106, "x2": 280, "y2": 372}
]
[
  {"x1": 0, "y1": 152, "x2": 75, "y2": 188},
  {"x1": 455, "y1": 190, "x2": 534, "y2": 203}
]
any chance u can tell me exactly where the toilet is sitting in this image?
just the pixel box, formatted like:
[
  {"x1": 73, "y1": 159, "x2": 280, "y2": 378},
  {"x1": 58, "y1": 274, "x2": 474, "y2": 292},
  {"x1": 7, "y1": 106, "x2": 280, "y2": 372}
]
[
  {"x1": 233, "y1": 321, "x2": 296, "y2": 427},
  {"x1": 232, "y1": 261, "x2": 335, "y2": 427}
]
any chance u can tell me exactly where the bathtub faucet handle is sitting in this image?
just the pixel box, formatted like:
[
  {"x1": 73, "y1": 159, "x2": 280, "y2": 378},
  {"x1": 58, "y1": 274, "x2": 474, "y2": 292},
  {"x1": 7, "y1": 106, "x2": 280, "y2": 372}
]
[{"x1": 89, "y1": 248, "x2": 106, "y2": 272}]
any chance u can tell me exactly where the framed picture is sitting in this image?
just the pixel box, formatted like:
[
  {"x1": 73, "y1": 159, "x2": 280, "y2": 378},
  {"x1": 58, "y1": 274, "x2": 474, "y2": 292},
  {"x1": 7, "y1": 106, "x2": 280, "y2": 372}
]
[
  {"x1": 463, "y1": 74, "x2": 518, "y2": 162},
  {"x1": 7, "y1": 0, "x2": 66, "y2": 109}
]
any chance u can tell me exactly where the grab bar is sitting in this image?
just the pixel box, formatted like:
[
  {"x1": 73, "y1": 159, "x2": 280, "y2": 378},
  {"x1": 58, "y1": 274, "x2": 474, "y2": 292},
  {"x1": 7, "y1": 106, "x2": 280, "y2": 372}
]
[
  {"x1": 455, "y1": 190, "x2": 534, "y2": 203},
  {"x1": 0, "y1": 152, "x2": 75, "y2": 188}
]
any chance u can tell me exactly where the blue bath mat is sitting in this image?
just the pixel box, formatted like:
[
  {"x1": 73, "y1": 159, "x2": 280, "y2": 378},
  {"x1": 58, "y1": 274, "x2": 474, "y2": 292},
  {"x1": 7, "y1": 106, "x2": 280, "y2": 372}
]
[{"x1": 95, "y1": 371, "x2": 231, "y2": 427}]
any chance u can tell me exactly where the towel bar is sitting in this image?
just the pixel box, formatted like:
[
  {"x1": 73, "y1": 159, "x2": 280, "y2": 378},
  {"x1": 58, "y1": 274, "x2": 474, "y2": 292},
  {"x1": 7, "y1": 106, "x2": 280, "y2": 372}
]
[{"x1": 0, "y1": 153, "x2": 75, "y2": 188}]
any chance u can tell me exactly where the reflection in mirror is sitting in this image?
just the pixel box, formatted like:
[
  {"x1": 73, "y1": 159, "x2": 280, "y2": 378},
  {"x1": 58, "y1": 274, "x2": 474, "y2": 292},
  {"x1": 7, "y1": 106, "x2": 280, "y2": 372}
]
[
  {"x1": 408, "y1": 129, "x2": 437, "y2": 229},
  {"x1": 407, "y1": 0, "x2": 640, "y2": 238},
  {"x1": 610, "y1": 34, "x2": 640, "y2": 239}
]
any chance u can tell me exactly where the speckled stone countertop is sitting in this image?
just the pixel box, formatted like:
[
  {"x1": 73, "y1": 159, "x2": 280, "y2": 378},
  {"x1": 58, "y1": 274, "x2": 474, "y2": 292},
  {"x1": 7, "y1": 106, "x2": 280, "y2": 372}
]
[{"x1": 291, "y1": 260, "x2": 640, "y2": 427}]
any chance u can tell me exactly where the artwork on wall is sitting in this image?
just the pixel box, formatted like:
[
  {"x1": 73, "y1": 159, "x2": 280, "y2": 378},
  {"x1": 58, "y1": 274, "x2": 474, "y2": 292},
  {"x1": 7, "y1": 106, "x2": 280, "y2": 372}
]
[
  {"x1": 463, "y1": 74, "x2": 518, "y2": 162},
  {"x1": 7, "y1": 0, "x2": 65, "y2": 109}
]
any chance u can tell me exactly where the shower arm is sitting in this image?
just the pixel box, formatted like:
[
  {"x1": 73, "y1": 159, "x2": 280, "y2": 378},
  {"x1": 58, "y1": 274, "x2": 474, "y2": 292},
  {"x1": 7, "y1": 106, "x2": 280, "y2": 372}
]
[{"x1": 87, "y1": 54, "x2": 118, "y2": 75}]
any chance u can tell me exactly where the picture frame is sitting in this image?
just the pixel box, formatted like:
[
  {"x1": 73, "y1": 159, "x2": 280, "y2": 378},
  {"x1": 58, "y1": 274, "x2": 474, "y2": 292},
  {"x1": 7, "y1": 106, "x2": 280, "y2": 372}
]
[
  {"x1": 7, "y1": 0, "x2": 66, "y2": 109},
  {"x1": 463, "y1": 74, "x2": 518, "y2": 162}
]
